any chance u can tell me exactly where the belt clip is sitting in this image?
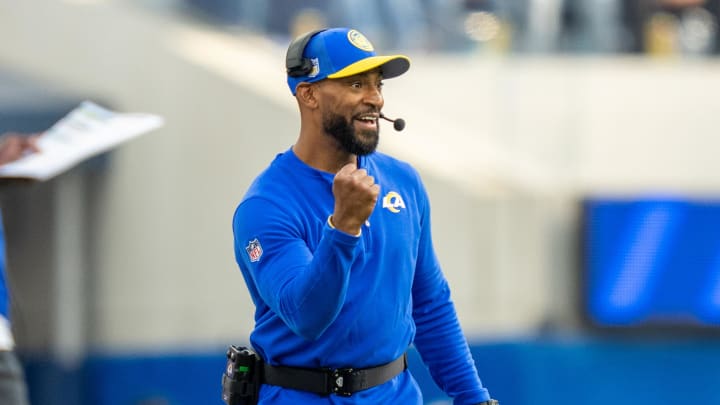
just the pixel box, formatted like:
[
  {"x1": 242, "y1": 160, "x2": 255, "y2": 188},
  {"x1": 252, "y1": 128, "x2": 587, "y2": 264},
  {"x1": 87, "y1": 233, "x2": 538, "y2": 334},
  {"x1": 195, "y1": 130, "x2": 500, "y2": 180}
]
[{"x1": 330, "y1": 368, "x2": 354, "y2": 397}]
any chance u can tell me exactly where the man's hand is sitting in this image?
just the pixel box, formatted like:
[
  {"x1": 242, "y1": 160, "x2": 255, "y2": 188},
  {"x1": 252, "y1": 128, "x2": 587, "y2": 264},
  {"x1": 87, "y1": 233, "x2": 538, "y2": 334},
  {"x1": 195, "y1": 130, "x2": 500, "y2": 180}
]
[
  {"x1": 331, "y1": 162, "x2": 379, "y2": 236},
  {"x1": 0, "y1": 132, "x2": 40, "y2": 166}
]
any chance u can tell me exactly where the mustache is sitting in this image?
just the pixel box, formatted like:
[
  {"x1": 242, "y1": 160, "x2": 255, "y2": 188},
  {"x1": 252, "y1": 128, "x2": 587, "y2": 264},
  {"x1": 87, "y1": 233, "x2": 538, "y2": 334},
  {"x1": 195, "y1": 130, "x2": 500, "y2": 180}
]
[{"x1": 353, "y1": 109, "x2": 379, "y2": 117}]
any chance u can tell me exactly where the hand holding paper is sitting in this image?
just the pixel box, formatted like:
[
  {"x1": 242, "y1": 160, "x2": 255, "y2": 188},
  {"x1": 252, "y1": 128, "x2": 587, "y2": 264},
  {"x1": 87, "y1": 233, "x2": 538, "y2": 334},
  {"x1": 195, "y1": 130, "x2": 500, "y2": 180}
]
[
  {"x1": 0, "y1": 101, "x2": 164, "y2": 181},
  {"x1": 0, "y1": 133, "x2": 41, "y2": 166}
]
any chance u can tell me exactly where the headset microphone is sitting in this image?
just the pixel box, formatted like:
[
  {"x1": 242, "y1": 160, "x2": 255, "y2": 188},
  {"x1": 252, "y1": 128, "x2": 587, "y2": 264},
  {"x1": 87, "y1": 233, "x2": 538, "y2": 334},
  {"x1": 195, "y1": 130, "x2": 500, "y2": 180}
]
[{"x1": 379, "y1": 114, "x2": 406, "y2": 132}]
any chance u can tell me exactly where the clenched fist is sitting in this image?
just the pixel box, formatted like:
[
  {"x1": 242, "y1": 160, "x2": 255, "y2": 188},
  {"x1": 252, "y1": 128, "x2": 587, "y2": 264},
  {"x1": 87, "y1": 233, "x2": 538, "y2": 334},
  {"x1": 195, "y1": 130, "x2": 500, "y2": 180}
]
[{"x1": 331, "y1": 162, "x2": 379, "y2": 235}]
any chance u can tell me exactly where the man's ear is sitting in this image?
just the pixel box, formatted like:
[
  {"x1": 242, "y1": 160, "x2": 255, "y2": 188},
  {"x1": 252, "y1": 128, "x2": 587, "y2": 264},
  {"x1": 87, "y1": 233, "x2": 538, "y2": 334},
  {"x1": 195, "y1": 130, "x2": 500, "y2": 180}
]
[{"x1": 296, "y1": 83, "x2": 319, "y2": 109}]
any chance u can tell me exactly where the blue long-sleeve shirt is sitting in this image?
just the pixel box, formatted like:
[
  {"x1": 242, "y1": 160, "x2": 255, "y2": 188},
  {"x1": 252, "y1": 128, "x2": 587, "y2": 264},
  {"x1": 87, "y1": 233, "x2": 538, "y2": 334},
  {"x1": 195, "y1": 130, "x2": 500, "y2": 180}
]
[{"x1": 232, "y1": 148, "x2": 490, "y2": 404}]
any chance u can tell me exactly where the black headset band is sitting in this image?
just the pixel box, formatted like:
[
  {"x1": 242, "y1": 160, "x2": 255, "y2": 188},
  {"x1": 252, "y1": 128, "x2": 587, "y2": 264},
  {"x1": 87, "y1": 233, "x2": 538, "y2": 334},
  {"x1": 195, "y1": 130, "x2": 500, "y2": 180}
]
[{"x1": 286, "y1": 29, "x2": 326, "y2": 77}]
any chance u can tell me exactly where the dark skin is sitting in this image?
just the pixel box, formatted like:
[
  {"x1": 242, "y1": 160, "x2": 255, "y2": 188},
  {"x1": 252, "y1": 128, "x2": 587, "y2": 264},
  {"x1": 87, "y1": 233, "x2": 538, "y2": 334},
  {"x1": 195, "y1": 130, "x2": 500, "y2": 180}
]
[
  {"x1": 292, "y1": 68, "x2": 385, "y2": 236},
  {"x1": 0, "y1": 132, "x2": 40, "y2": 166},
  {"x1": 291, "y1": 67, "x2": 494, "y2": 405}
]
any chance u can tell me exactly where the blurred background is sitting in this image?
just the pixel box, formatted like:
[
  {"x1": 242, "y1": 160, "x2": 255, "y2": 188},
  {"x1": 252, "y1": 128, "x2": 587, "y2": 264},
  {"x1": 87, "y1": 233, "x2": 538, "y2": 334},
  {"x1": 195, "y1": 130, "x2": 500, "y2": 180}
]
[{"x1": 1, "y1": 0, "x2": 720, "y2": 404}]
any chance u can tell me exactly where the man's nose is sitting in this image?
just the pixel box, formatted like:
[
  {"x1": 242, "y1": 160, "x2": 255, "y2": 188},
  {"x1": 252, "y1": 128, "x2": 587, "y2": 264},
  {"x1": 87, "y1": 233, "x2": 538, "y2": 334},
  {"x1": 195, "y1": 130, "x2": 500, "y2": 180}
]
[{"x1": 363, "y1": 87, "x2": 383, "y2": 107}]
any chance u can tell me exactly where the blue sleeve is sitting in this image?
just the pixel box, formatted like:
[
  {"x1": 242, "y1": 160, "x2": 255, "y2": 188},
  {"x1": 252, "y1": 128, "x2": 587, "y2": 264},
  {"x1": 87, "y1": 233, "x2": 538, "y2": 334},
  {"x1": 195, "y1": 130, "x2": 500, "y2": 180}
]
[
  {"x1": 0, "y1": 211, "x2": 7, "y2": 319},
  {"x1": 411, "y1": 186, "x2": 491, "y2": 404},
  {"x1": 233, "y1": 197, "x2": 361, "y2": 341}
]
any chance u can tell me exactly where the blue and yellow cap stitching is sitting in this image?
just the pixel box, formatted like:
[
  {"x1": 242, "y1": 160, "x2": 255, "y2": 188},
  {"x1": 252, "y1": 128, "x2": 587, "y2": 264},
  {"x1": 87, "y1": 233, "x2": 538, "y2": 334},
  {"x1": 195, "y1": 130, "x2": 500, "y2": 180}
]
[{"x1": 287, "y1": 28, "x2": 410, "y2": 95}]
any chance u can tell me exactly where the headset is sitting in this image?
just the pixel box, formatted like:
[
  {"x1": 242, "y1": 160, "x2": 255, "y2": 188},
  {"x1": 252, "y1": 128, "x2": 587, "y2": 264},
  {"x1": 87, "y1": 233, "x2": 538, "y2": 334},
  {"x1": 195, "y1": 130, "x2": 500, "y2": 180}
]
[
  {"x1": 285, "y1": 29, "x2": 326, "y2": 78},
  {"x1": 285, "y1": 28, "x2": 407, "y2": 131}
]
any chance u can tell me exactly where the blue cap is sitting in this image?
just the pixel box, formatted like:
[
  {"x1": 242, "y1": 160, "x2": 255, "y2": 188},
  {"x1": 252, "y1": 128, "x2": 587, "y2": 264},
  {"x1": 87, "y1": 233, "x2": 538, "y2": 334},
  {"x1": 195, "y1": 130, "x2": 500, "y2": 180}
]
[{"x1": 286, "y1": 28, "x2": 411, "y2": 95}]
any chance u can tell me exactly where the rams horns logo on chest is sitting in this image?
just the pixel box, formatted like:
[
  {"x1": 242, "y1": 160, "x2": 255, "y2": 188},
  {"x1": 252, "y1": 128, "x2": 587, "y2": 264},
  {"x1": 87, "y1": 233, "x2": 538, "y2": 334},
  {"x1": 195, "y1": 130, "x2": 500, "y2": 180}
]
[{"x1": 382, "y1": 191, "x2": 406, "y2": 213}]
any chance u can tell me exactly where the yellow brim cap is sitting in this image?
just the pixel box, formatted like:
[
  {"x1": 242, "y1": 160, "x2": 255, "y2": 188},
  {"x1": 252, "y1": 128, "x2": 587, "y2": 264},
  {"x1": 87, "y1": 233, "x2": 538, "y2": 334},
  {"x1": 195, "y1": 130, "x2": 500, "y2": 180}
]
[
  {"x1": 327, "y1": 55, "x2": 411, "y2": 80},
  {"x1": 287, "y1": 28, "x2": 412, "y2": 95}
]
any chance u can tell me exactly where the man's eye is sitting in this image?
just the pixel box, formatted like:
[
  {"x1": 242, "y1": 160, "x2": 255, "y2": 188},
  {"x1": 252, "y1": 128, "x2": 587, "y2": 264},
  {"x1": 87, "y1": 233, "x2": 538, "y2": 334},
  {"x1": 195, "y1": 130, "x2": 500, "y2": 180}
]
[{"x1": 351, "y1": 82, "x2": 362, "y2": 89}]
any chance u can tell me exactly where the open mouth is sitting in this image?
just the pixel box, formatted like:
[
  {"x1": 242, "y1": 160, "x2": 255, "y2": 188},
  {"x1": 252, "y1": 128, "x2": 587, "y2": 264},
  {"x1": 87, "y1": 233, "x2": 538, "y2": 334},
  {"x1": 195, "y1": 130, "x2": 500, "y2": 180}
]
[{"x1": 354, "y1": 113, "x2": 378, "y2": 130}]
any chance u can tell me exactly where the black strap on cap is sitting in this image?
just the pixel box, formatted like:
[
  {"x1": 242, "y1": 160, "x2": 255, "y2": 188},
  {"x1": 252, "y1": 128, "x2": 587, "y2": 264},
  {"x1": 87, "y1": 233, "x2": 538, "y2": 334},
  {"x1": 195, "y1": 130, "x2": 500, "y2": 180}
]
[{"x1": 286, "y1": 29, "x2": 325, "y2": 77}]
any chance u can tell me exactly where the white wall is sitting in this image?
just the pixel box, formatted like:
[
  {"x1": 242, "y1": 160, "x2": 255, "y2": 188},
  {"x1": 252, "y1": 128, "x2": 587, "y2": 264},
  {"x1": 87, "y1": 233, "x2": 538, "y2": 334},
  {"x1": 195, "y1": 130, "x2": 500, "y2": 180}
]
[{"x1": 1, "y1": 1, "x2": 718, "y2": 354}]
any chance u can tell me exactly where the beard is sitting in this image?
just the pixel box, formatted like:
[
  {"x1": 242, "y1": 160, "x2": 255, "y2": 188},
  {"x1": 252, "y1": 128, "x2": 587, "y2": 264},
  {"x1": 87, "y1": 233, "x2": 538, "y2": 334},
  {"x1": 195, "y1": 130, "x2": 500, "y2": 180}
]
[{"x1": 322, "y1": 111, "x2": 379, "y2": 156}]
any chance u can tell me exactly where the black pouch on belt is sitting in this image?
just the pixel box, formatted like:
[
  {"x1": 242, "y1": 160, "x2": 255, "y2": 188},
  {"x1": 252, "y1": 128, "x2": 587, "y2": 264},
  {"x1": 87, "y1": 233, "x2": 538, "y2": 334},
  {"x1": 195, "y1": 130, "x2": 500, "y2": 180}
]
[{"x1": 221, "y1": 346, "x2": 262, "y2": 405}]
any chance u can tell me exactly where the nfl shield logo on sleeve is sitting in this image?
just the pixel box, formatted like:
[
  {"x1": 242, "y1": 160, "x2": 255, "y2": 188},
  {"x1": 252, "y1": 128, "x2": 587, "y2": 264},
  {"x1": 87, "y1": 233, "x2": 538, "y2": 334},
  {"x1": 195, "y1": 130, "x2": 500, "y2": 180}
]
[{"x1": 245, "y1": 238, "x2": 263, "y2": 262}]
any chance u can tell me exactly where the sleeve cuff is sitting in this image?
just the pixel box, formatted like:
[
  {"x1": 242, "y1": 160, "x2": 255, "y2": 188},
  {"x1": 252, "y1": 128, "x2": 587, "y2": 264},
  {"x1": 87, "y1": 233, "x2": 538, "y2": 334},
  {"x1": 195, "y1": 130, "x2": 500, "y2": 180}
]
[{"x1": 327, "y1": 215, "x2": 362, "y2": 237}]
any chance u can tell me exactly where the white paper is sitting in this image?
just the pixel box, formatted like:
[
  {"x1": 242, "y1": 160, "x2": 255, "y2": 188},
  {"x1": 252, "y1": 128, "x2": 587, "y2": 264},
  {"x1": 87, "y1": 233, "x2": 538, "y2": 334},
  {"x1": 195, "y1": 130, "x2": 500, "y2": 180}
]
[{"x1": 0, "y1": 101, "x2": 164, "y2": 181}]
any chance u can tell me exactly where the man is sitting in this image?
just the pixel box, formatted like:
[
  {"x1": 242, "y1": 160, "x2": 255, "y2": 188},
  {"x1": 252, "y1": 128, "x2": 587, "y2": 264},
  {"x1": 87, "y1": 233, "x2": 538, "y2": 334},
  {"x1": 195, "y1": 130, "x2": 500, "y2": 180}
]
[
  {"x1": 0, "y1": 132, "x2": 38, "y2": 405},
  {"x1": 231, "y1": 27, "x2": 497, "y2": 404}
]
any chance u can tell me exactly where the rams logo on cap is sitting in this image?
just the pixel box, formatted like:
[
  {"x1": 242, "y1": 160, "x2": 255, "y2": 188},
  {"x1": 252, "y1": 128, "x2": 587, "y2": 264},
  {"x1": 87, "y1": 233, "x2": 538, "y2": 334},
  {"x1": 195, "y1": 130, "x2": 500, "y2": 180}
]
[
  {"x1": 347, "y1": 29, "x2": 374, "y2": 52},
  {"x1": 382, "y1": 191, "x2": 406, "y2": 213}
]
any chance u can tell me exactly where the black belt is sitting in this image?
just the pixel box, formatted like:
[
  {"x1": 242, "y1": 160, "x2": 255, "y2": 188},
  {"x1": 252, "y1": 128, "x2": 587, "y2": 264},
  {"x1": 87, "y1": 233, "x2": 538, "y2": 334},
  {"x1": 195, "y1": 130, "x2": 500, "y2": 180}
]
[{"x1": 262, "y1": 353, "x2": 407, "y2": 397}]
